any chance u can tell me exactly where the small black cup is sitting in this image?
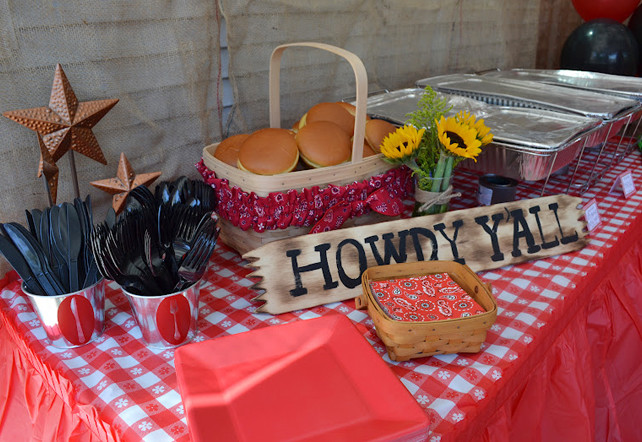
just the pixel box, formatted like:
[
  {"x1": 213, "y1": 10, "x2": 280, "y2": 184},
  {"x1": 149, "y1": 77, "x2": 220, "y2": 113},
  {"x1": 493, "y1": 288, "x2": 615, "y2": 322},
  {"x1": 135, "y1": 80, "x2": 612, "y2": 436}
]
[{"x1": 478, "y1": 174, "x2": 518, "y2": 205}]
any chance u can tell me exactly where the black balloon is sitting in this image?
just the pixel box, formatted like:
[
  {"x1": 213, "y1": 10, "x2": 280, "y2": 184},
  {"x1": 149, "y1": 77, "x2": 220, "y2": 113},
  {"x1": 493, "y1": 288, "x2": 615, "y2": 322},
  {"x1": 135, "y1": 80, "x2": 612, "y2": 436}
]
[
  {"x1": 560, "y1": 19, "x2": 639, "y2": 76},
  {"x1": 628, "y1": 6, "x2": 642, "y2": 75}
]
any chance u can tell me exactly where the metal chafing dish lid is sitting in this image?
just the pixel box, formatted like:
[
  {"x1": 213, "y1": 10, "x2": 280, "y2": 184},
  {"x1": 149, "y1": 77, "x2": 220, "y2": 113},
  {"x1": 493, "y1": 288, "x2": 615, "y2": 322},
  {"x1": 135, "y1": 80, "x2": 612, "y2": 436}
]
[
  {"x1": 366, "y1": 88, "x2": 602, "y2": 151},
  {"x1": 481, "y1": 69, "x2": 642, "y2": 101},
  {"x1": 415, "y1": 73, "x2": 640, "y2": 120}
]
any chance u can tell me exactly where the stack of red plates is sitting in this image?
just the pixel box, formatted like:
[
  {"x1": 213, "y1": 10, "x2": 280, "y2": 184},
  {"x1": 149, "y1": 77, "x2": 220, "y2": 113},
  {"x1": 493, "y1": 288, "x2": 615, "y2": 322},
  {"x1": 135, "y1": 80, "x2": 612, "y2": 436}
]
[{"x1": 175, "y1": 314, "x2": 429, "y2": 441}]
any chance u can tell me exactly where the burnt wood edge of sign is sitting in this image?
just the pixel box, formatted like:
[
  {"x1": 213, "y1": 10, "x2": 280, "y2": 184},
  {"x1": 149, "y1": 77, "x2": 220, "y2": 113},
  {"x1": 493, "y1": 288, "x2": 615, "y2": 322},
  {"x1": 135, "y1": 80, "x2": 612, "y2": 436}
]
[{"x1": 242, "y1": 195, "x2": 588, "y2": 314}]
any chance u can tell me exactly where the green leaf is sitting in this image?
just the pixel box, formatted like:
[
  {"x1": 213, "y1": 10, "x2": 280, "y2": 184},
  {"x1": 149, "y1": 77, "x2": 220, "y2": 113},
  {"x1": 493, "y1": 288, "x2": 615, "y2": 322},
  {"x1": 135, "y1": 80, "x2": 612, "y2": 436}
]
[
  {"x1": 405, "y1": 86, "x2": 452, "y2": 130},
  {"x1": 405, "y1": 86, "x2": 453, "y2": 176}
]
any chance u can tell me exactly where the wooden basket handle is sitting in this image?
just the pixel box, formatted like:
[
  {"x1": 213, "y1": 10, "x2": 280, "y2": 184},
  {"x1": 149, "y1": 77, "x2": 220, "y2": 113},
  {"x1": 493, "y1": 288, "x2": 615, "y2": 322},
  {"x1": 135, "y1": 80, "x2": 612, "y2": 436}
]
[
  {"x1": 269, "y1": 42, "x2": 368, "y2": 163},
  {"x1": 355, "y1": 294, "x2": 368, "y2": 310}
]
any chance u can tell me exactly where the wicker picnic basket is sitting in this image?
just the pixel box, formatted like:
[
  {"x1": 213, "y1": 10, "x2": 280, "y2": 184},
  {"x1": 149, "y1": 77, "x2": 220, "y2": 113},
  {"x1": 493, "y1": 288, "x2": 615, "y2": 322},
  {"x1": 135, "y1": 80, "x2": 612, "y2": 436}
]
[
  {"x1": 199, "y1": 42, "x2": 410, "y2": 254},
  {"x1": 356, "y1": 260, "x2": 497, "y2": 362}
]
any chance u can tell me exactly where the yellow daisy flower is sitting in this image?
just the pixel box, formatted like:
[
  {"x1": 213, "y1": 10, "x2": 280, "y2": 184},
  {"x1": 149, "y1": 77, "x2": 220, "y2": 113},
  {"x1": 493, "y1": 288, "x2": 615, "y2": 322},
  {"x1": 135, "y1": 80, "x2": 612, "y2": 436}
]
[
  {"x1": 380, "y1": 125, "x2": 426, "y2": 162},
  {"x1": 436, "y1": 116, "x2": 483, "y2": 161}
]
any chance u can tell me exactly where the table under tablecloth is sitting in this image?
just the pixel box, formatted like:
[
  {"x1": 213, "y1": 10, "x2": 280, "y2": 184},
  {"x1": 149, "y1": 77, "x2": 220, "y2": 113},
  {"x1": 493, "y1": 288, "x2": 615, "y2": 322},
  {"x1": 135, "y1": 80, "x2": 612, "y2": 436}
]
[{"x1": 1, "y1": 143, "x2": 642, "y2": 441}]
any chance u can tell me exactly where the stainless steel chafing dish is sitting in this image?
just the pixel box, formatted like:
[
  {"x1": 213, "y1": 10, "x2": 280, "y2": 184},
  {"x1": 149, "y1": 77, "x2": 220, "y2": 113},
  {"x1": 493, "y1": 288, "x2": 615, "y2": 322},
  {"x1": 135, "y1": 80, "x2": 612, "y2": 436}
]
[
  {"x1": 478, "y1": 68, "x2": 642, "y2": 139},
  {"x1": 416, "y1": 73, "x2": 640, "y2": 118},
  {"x1": 416, "y1": 73, "x2": 641, "y2": 150},
  {"x1": 366, "y1": 88, "x2": 603, "y2": 181},
  {"x1": 479, "y1": 69, "x2": 642, "y2": 102}
]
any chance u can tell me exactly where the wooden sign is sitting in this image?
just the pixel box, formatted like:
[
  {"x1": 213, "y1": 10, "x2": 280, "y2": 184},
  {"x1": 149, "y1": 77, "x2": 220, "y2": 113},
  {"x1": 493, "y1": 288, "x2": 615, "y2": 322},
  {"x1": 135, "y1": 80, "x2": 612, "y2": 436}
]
[{"x1": 245, "y1": 195, "x2": 588, "y2": 314}]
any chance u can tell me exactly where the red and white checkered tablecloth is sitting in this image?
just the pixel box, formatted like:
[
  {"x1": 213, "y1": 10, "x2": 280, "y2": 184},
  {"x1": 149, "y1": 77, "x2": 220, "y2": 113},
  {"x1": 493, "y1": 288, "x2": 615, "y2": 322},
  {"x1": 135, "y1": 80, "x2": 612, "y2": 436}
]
[{"x1": 1, "y1": 139, "x2": 641, "y2": 441}]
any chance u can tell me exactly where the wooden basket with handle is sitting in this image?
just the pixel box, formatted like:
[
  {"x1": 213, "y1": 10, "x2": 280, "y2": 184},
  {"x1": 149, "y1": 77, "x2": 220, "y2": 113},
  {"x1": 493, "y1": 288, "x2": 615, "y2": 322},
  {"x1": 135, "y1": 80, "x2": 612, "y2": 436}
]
[
  {"x1": 200, "y1": 42, "x2": 408, "y2": 255},
  {"x1": 356, "y1": 260, "x2": 497, "y2": 362}
]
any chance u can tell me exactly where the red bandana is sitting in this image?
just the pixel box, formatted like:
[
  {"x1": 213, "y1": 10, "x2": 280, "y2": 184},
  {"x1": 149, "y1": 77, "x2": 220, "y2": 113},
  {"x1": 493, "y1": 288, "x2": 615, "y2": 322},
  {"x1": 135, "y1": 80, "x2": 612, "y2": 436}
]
[
  {"x1": 369, "y1": 273, "x2": 485, "y2": 322},
  {"x1": 197, "y1": 160, "x2": 412, "y2": 233}
]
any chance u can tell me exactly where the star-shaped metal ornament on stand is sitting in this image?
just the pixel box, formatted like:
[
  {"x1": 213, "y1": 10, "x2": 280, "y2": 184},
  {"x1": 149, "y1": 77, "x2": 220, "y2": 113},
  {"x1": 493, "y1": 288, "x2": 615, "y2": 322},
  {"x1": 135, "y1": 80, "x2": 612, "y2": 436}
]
[
  {"x1": 90, "y1": 152, "x2": 162, "y2": 214},
  {"x1": 3, "y1": 63, "x2": 118, "y2": 203},
  {"x1": 37, "y1": 134, "x2": 59, "y2": 206}
]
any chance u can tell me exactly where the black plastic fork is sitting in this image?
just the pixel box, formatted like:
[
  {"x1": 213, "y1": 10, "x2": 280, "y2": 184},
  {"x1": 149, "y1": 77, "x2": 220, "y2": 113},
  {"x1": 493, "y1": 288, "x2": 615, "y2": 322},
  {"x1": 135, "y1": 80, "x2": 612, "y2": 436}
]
[{"x1": 174, "y1": 228, "x2": 219, "y2": 290}]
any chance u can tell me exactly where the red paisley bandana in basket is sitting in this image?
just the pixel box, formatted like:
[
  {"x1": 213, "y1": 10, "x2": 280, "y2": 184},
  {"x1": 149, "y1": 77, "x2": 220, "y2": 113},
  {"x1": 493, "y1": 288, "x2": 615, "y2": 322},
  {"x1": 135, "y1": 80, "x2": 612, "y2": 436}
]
[
  {"x1": 369, "y1": 273, "x2": 485, "y2": 322},
  {"x1": 197, "y1": 160, "x2": 412, "y2": 233}
]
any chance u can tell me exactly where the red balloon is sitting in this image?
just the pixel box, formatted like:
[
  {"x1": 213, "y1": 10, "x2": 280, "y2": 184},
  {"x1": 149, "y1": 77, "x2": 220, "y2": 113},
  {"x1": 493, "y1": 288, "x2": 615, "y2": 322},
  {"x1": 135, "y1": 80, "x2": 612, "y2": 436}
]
[{"x1": 572, "y1": 0, "x2": 640, "y2": 22}]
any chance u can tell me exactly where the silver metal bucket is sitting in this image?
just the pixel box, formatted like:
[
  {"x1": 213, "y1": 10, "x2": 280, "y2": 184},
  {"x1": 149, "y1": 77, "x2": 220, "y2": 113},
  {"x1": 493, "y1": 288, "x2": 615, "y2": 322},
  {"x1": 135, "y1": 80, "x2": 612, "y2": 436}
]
[
  {"x1": 123, "y1": 281, "x2": 201, "y2": 349},
  {"x1": 22, "y1": 278, "x2": 106, "y2": 348}
]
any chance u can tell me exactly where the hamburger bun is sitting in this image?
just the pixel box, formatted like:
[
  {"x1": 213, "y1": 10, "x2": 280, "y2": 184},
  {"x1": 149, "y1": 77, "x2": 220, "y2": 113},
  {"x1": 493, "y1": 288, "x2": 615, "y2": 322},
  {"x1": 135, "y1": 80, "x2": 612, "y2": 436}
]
[
  {"x1": 214, "y1": 134, "x2": 250, "y2": 167},
  {"x1": 362, "y1": 140, "x2": 377, "y2": 157},
  {"x1": 338, "y1": 102, "x2": 371, "y2": 121},
  {"x1": 295, "y1": 121, "x2": 351, "y2": 168},
  {"x1": 306, "y1": 102, "x2": 355, "y2": 135},
  {"x1": 298, "y1": 112, "x2": 308, "y2": 128},
  {"x1": 365, "y1": 119, "x2": 397, "y2": 152},
  {"x1": 237, "y1": 128, "x2": 299, "y2": 175}
]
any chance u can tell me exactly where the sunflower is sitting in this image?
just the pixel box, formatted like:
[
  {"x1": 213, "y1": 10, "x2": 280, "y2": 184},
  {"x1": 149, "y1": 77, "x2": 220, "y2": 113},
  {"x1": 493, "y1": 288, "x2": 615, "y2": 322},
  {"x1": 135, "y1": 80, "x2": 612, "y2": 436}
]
[
  {"x1": 456, "y1": 110, "x2": 476, "y2": 127},
  {"x1": 380, "y1": 125, "x2": 426, "y2": 162},
  {"x1": 436, "y1": 115, "x2": 482, "y2": 161},
  {"x1": 456, "y1": 110, "x2": 493, "y2": 145},
  {"x1": 473, "y1": 118, "x2": 493, "y2": 145}
]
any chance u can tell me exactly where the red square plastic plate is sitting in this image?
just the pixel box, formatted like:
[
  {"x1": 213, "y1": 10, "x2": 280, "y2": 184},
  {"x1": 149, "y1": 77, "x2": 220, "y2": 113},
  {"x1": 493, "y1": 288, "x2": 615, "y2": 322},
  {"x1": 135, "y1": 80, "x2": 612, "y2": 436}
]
[{"x1": 175, "y1": 314, "x2": 429, "y2": 441}]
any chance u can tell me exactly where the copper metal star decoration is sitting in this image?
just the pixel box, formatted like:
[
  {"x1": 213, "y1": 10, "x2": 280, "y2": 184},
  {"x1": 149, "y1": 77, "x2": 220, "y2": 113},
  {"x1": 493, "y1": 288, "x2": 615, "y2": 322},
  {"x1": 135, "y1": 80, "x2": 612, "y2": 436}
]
[
  {"x1": 90, "y1": 152, "x2": 162, "y2": 214},
  {"x1": 37, "y1": 134, "x2": 59, "y2": 204},
  {"x1": 3, "y1": 63, "x2": 118, "y2": 165}
]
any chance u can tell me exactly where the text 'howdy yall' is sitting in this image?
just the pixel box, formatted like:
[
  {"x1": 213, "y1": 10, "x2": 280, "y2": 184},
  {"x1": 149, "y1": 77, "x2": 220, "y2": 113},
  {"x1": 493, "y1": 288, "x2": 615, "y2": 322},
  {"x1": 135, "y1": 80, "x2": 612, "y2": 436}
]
[{"x1": 246, "y1": 195, "x2": 588, "y2": 314}]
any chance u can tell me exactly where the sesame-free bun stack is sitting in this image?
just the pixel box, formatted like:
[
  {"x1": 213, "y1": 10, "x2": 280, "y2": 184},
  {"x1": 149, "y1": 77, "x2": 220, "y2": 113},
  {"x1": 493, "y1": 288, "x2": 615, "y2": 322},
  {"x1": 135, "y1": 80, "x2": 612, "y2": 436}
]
[{"x1": 214, "y1": 102, "x2": 397, "y2": 175}]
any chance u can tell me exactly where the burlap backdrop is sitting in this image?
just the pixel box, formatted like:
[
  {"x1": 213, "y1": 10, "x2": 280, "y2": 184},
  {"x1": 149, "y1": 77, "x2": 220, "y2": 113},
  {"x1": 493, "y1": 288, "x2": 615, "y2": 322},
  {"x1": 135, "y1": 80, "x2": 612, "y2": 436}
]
[
  {"x1": 219, "y1": 0, "x2": 582, "y2": 132},
  {"x1": 0, "y1": 0, "x2": 580, "y2": 275}
]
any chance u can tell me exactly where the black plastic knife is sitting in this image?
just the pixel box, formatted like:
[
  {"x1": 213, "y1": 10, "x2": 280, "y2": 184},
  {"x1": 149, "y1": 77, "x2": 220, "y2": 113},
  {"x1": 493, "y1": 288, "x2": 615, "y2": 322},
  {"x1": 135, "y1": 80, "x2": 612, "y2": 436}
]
[
  {"x1": 0, "y1": 230, "x2": 45, "y2": 295},
  {"x1": 59, "y1": 203, "x2": 82, "y2": 292},
  {"x1": 48, "y1": 205, "x2": 69, "y2": 292},
  {"x1": 25, "y1": 210, "x2": 37, "y2": 237},
  {"x1": 74, "y1": 197, "x2": 92, "y2": 283},
  {"x1": 4, "y1": 222, "x2": 65, "y2": 296},
  {"x1": 31, "y1": 209, "x2": 43, "y2": 243}
]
